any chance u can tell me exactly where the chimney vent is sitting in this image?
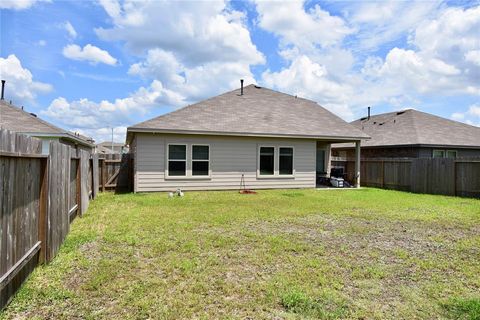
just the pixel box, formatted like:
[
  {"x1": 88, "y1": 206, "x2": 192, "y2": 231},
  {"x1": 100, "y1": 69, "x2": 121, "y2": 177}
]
[
  {"x1": 240, "y1": 79, "x2": 244, "y2": 95},
  {"x1": 367, "y1": 106, "x2": 371, "y2": 120},
  {"x1": 1, "y1": 80, "x2": 5, "y2": 100}
]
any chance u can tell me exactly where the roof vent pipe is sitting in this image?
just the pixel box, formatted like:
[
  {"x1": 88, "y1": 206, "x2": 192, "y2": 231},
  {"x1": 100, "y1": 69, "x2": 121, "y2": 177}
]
[
  {"x1": 367, "y1": 106, "x2": 371, "y2": 120},
  {"x1": 1, "y1": 80, "x2": 5, "y2": 100},
  {"x1": 240, "y1": 79, "x2": 244, "y2": 95}
]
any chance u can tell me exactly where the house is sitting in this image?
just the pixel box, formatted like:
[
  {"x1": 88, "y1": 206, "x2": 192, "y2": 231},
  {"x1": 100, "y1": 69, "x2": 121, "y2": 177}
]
[
  {"x1": 126, "y1": 83, "x2": 369, "y2": 192},
  {"x1": 332, "y1": 109, "x2": 480, "y2": 160},
  {"x1": 96, "y1": 141, "x2": 129, "y2": 154},
  {"x1": 0, "y1": 99, "x2": 95, "y2": 154}
]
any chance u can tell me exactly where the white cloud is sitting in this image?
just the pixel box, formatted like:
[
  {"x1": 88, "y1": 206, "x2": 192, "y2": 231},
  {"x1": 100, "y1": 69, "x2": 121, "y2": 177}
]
[
  {"x1": 64, "y1": 21, "x2": 77, "y2": 39},
  {"x1": 450, "y1": 104, "x2": 480, "y2": 127},
  {"x1": 62, "y1": 44, "x2": 117, "y2": 66},
  {"x1": 262, "y1": 55, "x2": 355, "y2": 119},
  {"x1": 128, "y1": 48, "x2": 256, "y2": 102},
  {"x1": 0, "y1": 54, "x2": 52, "y2": 103},
  {"x1": 41, "y1": 80, "x2": 185, "y2": 141},
  {"x1": 465, "y1": 50, "x2": 480, "y2": 66},
  {"x1": 95, "y1": 0, "x2": 264, "y2": 66},
  {"x1": 346, "y1": 1, "x2": 441, "y2": 51},
  {"x1": 255, "y1": 0, "x2": 353, "y2": 50},
  {"x1": 0, "y1": 0, "x2": 47, "y2": 10}
]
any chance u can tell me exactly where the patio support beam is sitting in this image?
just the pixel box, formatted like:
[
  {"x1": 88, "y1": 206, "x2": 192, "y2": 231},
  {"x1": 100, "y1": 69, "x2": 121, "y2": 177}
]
[{"x1": 355, "y1": 140, "x2": 361, "y2": 188}]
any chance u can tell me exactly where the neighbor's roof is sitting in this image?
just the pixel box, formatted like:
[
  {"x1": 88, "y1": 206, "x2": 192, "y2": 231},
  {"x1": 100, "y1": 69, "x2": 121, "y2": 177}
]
[
  {"x1": 335, "y1": 109, "x2": 480, "y2": 148},
  {"x1": 97, "y1": 141, "x2": 125, "y2": 147},
  {"x1": 127, "y1": 84, "x2": 369, "y2": 141},
  {"x1": 0, "y1": 100, "x2": 94, "y2": 146}
]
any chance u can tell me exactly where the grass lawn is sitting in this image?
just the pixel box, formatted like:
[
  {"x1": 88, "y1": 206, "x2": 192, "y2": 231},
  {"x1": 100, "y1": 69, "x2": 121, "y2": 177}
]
[{"x1": 1, "y1": 188, "x2": 479, "y2": 319}]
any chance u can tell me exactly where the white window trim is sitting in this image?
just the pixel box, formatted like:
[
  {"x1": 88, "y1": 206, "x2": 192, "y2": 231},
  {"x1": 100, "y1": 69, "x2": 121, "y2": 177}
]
[
  {"x1": 278, "y1": 146, "x2": 295, "y2": 178},
  {"x1": 166, "y1": 143, "x2": 187, "y2": 178},
  {"x1": 257, "y1": 145, "x2": 295, "y2": 179},
  {"x1": 191, "y1": 144, "x2": 211, "y2": 178},
  {"x1": 257, "y1": 145, "x2": 276, "y2": 178}
]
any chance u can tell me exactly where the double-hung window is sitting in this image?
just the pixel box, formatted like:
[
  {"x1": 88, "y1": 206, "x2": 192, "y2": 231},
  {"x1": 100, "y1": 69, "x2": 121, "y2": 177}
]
[
  {"x1": 168, "y1": 144, "x2": 187, "y2": 176},
  {"x1": 259, "y1": 147, "x2": 275, "y2": 175},
  {"x1": 279, "y1": 147, "x2": 294, "y2": 175},
  {"x1": 192, "y1": 145, "x2": 209, "y2": 176}
]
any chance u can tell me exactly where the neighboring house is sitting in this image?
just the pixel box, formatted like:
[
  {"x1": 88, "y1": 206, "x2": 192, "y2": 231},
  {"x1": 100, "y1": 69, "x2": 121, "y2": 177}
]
[
  {"x1": 96, "y1": 141, "x2": 129, "y2": 154},
  {"x1": 126, "y1": 83, "x2": 369, "y2": 192},
  {"x1": 332, "y1": 109, "x2": 480, "y2": 160},
  {"x1": 0, "y1": 100, "x2": 95, "y2": 154}
]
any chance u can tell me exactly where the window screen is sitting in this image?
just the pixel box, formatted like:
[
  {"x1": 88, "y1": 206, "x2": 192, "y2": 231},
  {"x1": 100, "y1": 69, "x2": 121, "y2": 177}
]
[
  {"x1": 279, "y1": 147, "x2": 293, "y2": 175},
  {"x1": 192, "y1": 145, "x2": 209, "y2": 176},
  {"x1": 259, "y1": 147, "x2": 274, "y2": 175},
  {"x1": 168, "y1": 145, "x2": 186, "y2": 176}
]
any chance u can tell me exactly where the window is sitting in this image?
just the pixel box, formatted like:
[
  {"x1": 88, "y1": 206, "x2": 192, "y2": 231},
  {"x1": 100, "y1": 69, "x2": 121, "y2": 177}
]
[
  {"x1": 446, "y1": 150, "x2": 457, "y2": 159},
  {"x1": 433, "y1": 150, "x2": 445, "y2": 158},
  {"x1": 192, "y1": 145, "x2": 209, "y2": 176},
  {"x1": 168, "y1": 144, "x2": 186, "y2": 176},
  {"x1": 259, "y1": 147, "x2": 274, "y2": 175},
  {"x1": 279, "y1": 147, "x2": 293, "y2": 175}
]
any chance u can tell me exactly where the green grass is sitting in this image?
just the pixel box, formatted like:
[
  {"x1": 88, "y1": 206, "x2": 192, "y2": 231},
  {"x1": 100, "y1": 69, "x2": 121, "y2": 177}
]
[{"x1": 1, "y1": 188, "x2": 479, "y2": 319}]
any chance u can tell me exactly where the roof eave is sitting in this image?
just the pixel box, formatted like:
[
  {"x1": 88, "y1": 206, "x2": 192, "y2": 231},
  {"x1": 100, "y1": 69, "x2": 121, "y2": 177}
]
[
  {"x1": 126, "y1": 127, "x2": 370, "y2": 141},
  {"x1": 20, "y1": 132, "x2": 95, "y2": 147}
]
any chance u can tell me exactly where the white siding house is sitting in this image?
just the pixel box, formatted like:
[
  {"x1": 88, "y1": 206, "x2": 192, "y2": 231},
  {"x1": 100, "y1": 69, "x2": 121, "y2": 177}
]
[{"x1": 127, "y1": 84, "x2": 369, "y2": 192}]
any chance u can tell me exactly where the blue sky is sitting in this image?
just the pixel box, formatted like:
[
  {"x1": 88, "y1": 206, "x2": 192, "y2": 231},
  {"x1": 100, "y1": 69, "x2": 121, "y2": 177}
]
[{"x1": 1, "y1": 0, "x2": 479, "y2": 142}]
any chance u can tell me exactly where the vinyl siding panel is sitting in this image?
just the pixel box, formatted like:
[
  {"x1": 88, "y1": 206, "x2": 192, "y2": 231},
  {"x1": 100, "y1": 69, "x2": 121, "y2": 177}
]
[{"x1": 134, "y1": 133, "x2": 316, "y2": 192}]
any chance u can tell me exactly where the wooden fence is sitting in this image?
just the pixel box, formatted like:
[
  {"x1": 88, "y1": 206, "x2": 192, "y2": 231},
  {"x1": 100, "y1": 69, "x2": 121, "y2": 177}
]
[
  {"x1": 334, "y1": 158, "x2": 480, "y2": 198},
  {"x1": 99, "y1": 153, "x2": 133, "y2": 192},
  {"x1": 0, "y1": 129, "x2": 99, "y2": 308}
]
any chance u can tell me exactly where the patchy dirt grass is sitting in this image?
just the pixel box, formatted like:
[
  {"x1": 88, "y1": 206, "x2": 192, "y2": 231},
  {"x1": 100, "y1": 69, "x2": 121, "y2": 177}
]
[{"x1": 1, "y1": 188, "x2": 479, "y2": 319}]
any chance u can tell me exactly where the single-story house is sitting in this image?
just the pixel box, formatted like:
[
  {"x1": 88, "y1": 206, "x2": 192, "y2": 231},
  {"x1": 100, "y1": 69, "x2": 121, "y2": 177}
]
[
  {"x1": 332, "y1": 109, "x2": 480, "y2": 160},
  {"x1": 126, "y1": 83, "x2": 369, "y2": 192},
  {"x1": 0, "y1": 99, "x2": 95, "y2": 154}
]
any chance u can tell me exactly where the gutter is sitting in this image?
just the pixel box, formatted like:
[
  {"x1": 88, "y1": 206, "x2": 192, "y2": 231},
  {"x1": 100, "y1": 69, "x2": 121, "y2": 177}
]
[
  {"x1": 126, "y1": 127, "x2": 371, "y2": 142},
  {"x1": 20, "y1": 132, "x2": 95, "y2": 148}
]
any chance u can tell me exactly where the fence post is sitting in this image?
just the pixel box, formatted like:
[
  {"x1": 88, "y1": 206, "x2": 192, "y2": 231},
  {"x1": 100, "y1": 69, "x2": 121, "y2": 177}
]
[
  {"x1": 101, "y1": 159, "x2": 106, "y2": 192},
  {"x1": 38, "y1": 157, "x2": 48, "y2": 264},
  {"x1": 76, "y1": 157, "x2": 82, "y2": 217}
]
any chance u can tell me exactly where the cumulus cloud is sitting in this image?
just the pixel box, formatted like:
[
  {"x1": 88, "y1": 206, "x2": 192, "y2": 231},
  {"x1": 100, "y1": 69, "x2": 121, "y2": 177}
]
[
  {"x1": 255, "y1": 0, "x2": 353, "y2": 50},
  {"x1": 256, "y1": 2, "x2": 480, "y2": 121},
  {"x1": 0, "y1": 0, "x2": 48, "y2": 10},
  {"x1": 62, "y1": 44, "x2": 117, "y2": 65},
  {"x1": 450, "y1": 104, "x2": 480, "y2": 127},
  {"x1": 41, "y1": 80, "x2": 185, "y2": 141},
  {"x1": 0, "y1": 54, "x2": 52, "y2": 103},
  {"x1": 64, "y1": 21, "x2": 77, "y2": 39},
  {"x1": 95, "y1": 0, "x2": 264, "y2": 66},
  {"x1": 262, "y1": 55, "x2": 355, "y2": 119}
]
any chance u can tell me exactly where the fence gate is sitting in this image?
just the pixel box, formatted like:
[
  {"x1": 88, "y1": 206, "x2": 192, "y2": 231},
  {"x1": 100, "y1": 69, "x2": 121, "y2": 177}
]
[{"x1": 99, "y1": 154, "x2": 133, "y2": 192}]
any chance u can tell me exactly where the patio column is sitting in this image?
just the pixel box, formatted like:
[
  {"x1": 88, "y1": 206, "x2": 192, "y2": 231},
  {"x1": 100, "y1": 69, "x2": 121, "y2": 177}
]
[{"x1": 355, "y1": 140, "x2": 361, "y2": 188}]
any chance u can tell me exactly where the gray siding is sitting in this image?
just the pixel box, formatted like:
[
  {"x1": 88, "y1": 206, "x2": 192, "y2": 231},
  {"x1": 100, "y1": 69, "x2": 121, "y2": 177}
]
[{"x1": 135, "y1": 133, "x2": 316, "y2": 192}]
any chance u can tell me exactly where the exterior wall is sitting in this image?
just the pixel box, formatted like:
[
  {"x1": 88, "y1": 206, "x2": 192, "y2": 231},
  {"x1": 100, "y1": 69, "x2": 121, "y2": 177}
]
[{"x1": 134, "y1": 133, "x2": 317, "y2": 192}]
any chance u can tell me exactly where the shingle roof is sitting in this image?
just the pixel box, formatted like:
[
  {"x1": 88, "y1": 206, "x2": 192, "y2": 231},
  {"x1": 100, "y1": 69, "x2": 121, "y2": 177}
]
[
  {"x1": 128, "y1": 84, "x2": 369, "y2": 141},
  {"x1": 337, "y1": 109, "x2": 480, "y2": 148},
  {"x1": 0, "y1": 100, "x2": 94, "y2": 146}
]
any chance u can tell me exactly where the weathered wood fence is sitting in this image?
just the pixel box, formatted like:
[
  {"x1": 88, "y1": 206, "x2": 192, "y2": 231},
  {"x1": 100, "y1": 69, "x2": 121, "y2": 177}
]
[
  {"x1": 0, "y1": 129, "x2": 99, "y2": 308},
  {"x1": 335, "y1": 158, "x2": 480, "y2": 198},
  {"x1": 99, "y1": 153, "x2": 133, "y2": 192}
]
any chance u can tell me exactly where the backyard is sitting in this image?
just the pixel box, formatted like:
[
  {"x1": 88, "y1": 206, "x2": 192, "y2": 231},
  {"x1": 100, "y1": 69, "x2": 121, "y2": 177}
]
[{"x1": 1, "y1": 188, "x2": 479, "y2": 319}]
